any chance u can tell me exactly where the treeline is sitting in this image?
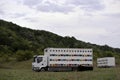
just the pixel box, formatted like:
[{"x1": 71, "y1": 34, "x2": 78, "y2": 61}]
[{"x1": 0, "y1": 19, "x2": 120, "y2": 62}]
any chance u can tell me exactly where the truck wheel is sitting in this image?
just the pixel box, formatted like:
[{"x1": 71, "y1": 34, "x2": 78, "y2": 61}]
[{"x1": 40, "y1": 68, "x2": 45, "y2": 72}]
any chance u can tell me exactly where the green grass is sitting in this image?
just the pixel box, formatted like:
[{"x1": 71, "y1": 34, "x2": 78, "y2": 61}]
[
  {"x1": 0, "y1": 60, "x2": 120, "y2": 80},
  {"x1": 0, "y1": 68, "x2": 120, "y2": 80}
]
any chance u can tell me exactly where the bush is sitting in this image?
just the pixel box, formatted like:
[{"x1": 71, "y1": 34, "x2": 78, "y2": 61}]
[
  {"x1": 16, "y1": 50, "x2": 33, "y2": 61},
  {"x1": 0, "y1": 54, "x2": 10, "y2": 63}
]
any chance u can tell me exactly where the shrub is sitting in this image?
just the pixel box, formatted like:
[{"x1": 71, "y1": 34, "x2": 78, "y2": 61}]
[{"x1": 16, "y1": 50, "x2": 33, "y2": 61}]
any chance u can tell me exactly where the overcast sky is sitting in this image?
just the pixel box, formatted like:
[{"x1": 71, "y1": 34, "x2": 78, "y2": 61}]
[{"x1": 0, "y1": 0, "x2": 120, "y2": 48}]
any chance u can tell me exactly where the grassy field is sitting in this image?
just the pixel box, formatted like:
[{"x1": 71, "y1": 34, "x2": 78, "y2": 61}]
[
  {"x1": 0, "y1": 60, "x2": 120, "y2": 80},
  {"x1": 0, "y1": 68, "x2": 120, "y2": 80}
]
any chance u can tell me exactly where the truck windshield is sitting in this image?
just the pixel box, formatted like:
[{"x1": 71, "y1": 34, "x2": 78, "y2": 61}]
[{"x1": 37, "y1": 57, "x2": 43, "y2": 63}]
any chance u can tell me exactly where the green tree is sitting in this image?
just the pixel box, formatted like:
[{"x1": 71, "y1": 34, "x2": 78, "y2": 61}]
[
  {"x1": 16, "y1": 50, "x2": 33, "y2": 61},
  {"x1": 104, "y1": 51, "x2": 114, "y2": 57}
]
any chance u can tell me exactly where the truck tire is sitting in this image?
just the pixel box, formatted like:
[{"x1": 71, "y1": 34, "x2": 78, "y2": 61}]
[{"x1": 40, "y1": 68, "x2": 45, "y2": 72}]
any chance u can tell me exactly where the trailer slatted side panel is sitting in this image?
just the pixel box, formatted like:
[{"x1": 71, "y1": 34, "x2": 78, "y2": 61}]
[
  {"x1": 45, "y1": 48, "x2": 93, "y2": 67},
  {"x1": 97, "y1": 57, "x2": 115, "y2": 67}
]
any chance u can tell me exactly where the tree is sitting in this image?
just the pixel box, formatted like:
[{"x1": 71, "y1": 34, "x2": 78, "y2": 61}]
[
  {"x1": 104, "y1": 51, "x2": 114, "y2": 57},
  {"x1": 16, "y1": 50, "x2": 33, "y2": 61}
]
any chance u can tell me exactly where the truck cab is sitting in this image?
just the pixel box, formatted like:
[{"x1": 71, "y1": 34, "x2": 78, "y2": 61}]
[{"x1": 32, "y1": 55, "x2": 47, "y2": 71}]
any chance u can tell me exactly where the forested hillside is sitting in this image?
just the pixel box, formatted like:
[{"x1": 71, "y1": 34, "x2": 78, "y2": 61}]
[{"x1": 0, "y1": 19, "x2": 120, "y2": 63}]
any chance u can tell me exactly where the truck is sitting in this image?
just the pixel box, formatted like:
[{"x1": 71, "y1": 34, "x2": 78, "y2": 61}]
[
  {"x1": 97, "y1": 57, "x2": 115, "y2": 68},
  {"x1": 32, "y1": 48, "x2": 93, "y2": 71}
]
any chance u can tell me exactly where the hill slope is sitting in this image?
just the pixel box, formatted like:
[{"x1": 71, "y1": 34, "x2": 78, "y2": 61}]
[{"x1": 0, "y1": 19, "x2": 120, "y2": 62}]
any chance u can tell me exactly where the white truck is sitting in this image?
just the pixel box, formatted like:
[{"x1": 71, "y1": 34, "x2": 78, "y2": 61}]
[
  {"x1": 97, "y1": 57, "x2": 115, "y2": 68},
  {"x1": 32, "y1": 48, "x2": 93, "y2": 71}
]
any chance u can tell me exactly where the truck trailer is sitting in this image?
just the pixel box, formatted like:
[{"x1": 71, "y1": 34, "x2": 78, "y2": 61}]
[
  {"x1": 97, "y1": 57, "x2": 115, "y2": 68},
  {"x1": 32, "y1": 48, "x2": 93, "y2": 71}
]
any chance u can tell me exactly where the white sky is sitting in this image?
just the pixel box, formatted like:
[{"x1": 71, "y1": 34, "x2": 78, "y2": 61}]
[{"x1": 0, "y1": 0, "x2": 120, "y2": 48}]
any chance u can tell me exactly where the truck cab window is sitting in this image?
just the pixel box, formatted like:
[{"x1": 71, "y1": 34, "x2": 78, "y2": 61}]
[{"x1": 37, "y1": 57, "x2": 43, "y2": 63}]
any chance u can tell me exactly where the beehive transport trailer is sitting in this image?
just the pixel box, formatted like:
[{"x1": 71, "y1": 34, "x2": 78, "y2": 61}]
[
  {"x1": 32, "y1": 48, "x2": 93, "y2": 71},
  {"x1": 97, "y1": 57, "x2": 115, "y2": 68}
]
